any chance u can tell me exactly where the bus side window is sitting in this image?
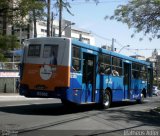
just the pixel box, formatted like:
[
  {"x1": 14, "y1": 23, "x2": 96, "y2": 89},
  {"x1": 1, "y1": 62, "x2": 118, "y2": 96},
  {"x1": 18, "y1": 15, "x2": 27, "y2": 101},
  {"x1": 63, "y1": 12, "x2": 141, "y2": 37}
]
[
  {"x1": 112, "y1": 67, "x2": 119, "y2": 76},
  {"x1": 72, "y1": 59, "x2": 80, "y2": 72},
  {"x1": 112, "y1": 57, "x2": 122, "y2": 76},
  {"x1": 104, "y1": 65, "x2": 111, "y2": 75},
  {"x1": 132, "y1": 63, "x2": 141, "y2": 79},
  {"x1": 98, "y1": 64, "x2": 105, "y2": 74},
  {"x1": 98, "y1": 54, "x2": 111, "y2": 75},
  {"x1": 72, "y1": 46, "x2": 81, "y2": 72}
]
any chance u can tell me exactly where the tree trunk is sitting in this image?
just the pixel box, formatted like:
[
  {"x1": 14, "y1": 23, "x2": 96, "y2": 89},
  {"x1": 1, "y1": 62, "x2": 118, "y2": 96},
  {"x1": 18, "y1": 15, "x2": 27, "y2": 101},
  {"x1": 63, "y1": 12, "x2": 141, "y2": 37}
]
[
  {"x1": 51, "y1": 12, "x2": 54, "y2": 37},
  {"x1": 33, "y1": 10, "x2": 37, "y2": 38},
  {"x1": 47, "y1": 0, "x2": 50, "y2": 37},
  {"x1": 59, "y1": 0, "x2": 62, "y2": 37},
  {"x1": 11, "y1": 26, "x2": 14, "y2": 35},
  {"x1": 27, "y1": 24, "x2": 30, "y2": 39},
  {"x1": 2, "y1": 12, "x2": 7, "y2": 35}
]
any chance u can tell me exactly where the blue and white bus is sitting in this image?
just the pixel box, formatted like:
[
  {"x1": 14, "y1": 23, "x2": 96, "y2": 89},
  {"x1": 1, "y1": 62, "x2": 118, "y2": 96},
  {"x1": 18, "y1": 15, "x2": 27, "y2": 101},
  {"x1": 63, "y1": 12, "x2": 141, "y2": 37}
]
[{"x1": 20, "y1": 37, "x2": 153, "y2": 108}]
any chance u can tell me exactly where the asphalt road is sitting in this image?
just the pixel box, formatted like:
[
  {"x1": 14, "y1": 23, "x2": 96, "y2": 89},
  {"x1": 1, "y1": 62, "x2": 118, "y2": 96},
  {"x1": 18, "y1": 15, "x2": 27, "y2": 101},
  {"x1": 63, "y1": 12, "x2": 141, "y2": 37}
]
[{"x1": 0, "y1": 96, "x2": 160, "y2": 136}]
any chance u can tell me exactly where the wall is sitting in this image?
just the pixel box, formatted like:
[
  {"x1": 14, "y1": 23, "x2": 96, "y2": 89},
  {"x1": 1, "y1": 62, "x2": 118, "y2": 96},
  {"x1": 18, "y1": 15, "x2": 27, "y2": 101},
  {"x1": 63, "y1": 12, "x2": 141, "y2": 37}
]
[
  {"x1": 0, "y1": 71, "x2": 19, "y2": 93},
  {"x1": 0, "y1": 77, "x2": 19, "y2": 93}
]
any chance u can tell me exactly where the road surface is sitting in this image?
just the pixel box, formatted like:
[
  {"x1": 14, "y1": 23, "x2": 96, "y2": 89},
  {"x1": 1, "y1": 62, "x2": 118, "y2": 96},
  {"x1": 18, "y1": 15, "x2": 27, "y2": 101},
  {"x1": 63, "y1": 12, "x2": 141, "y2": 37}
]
[{"x1": 0, "y1": 95, "x2": 160, "y2": 136}]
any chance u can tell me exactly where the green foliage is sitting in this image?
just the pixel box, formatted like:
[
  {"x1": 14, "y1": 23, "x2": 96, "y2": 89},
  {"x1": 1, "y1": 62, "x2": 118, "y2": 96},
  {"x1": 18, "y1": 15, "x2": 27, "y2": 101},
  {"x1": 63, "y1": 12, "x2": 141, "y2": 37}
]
[
  {"x1": 0, "y1": 35, "x2": 20, "y2": 61},
  {"x1": 106, "y1": 0, "x2": 160, "y2": 40},
  {"x1": 14, "y1": 0, "x2": 46, "y2": 26},
  {"x1": 0, "y1": 0, "x2": 45, "y2": 61},
  {"x1": 0, "y1": 0, "x2": 46, "y2": 27},
  {"x1": 54, "y1": 0, "x2": 74, "y2": 16}
]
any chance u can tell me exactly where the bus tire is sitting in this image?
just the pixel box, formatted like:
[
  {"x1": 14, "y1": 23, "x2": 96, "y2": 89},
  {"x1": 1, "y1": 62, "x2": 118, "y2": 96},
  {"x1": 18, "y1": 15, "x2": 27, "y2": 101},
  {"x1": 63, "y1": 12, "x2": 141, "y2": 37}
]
[
  {"x1": 102, "y1": 90, "x2": 111, "y2": 109},
  {"x1": 137, "y1": 93, "x2": 144, "y2": 104}
]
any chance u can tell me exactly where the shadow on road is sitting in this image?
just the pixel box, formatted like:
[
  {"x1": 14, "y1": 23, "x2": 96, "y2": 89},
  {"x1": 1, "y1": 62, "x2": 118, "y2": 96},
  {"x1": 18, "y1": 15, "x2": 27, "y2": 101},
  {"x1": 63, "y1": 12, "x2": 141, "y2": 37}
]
[
  {"x1": 0, "y1": 101, "x2": 138, "y2": 115},
  {"x1": 0, "y1": 100, "x2": 151, "y2": 116},
  {"x1": 0, "y1": 102, "x2": 98, "y2": 115}
]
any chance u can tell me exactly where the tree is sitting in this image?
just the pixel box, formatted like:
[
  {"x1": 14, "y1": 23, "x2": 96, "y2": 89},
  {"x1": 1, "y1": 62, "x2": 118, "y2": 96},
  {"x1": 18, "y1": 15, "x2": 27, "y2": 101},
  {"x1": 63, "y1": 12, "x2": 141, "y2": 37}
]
[
  {"x1": 0, "y1": 0, "x2": 45, "y2": 61},
  {"x1": 105, "y1": 0, "x2": 160, "y2": 40},
  {"x1": 29, "y1": 0, "x2": 46, "y2": 38},
  {"x1": 53, "y1": 0, "x2": 74, "y2": 37},
  {"x1": 51, "y1": 0, "x2": 98, "y2": 37},
  {"x1": 0, "y1": 0, "x2": 46, "y2": 35},
  {"x1": 0, "y1": 35, "x2": 19, "y2": 61}
]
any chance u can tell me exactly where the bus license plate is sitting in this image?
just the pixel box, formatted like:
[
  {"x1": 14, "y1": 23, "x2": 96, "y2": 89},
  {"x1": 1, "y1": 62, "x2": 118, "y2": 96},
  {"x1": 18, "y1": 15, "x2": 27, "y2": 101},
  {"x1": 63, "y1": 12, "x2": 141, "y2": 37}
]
[{"x1": 37, "y1": 92, "x2": 48, "y2": 97}]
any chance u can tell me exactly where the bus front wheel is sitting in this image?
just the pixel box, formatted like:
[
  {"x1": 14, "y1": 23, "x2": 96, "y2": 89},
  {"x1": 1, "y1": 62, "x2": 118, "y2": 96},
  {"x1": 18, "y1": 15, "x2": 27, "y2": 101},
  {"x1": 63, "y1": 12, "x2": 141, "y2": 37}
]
[{"x1": 102, "y1": 90, "x2": 111, "y2": 109}]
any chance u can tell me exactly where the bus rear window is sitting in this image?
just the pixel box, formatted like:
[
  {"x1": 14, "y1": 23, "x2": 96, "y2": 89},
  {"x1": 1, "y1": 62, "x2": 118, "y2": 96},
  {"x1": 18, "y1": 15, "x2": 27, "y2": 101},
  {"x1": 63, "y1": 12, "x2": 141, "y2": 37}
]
[
  {"x1": 28, "y1": 44, "x2": 41, "y2": 57},
  {"x1": 43, "y1": 45, "x2": 58, "y2": 58}
]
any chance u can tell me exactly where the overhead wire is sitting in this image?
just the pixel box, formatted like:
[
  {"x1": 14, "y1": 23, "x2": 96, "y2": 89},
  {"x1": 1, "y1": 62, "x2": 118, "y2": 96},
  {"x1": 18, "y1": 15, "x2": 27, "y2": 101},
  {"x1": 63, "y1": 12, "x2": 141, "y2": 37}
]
[{"x1": 69, "y1": 0, "x2": 128, "y2": 5}]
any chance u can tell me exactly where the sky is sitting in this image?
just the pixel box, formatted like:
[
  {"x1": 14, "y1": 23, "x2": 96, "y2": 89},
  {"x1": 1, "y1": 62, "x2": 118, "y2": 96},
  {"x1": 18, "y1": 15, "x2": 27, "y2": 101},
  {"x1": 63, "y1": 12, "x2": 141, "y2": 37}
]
[{"x1": 53, "y1": 0, "x2": 159, "y2": 58}]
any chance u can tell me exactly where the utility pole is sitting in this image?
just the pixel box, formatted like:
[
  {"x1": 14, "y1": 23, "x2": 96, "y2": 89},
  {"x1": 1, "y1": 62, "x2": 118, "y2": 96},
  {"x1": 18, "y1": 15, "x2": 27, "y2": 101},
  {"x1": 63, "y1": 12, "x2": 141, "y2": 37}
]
[
  {"x1": 47, "y1": 0, "x2": 50, "y2": 37},
  {"x1": 111, "y1": 38, "x2": 115, "y2": 51},
  {"x1": 59, "y1": 0, "x2": 62, "y2": 37},
  {"x1": 51, "y1": 12, "x2": 54, "y2": 37}
]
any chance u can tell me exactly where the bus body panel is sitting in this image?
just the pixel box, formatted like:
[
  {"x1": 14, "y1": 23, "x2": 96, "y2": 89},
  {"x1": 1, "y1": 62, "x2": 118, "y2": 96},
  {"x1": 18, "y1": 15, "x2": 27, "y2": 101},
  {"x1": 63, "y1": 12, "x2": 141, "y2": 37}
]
[
  {"x1": 67, "y1": 73, "x2": 82, "y2": 103},
  {"x1": 130, "y1": 79, "x2": 147, "y2": 100},
  {"x1": 20, "y1": 37, "x2": 153, "y2": 106},
  {"x1": 111, "y1": 76, "x2": 124, "y2": 101}
]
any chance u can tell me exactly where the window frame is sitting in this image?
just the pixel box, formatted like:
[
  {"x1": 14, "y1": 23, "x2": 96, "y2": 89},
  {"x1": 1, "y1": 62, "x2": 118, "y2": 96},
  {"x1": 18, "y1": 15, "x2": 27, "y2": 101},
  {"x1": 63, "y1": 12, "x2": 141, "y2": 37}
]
[
  {"x1": 98, "y1": 54, "x2": 111, "y2": 75},
  {"x1": 28, "y1": 44, "x2": 41, "y2": 57},
  {"x1": 43, "y1": 44, "x2": 58, "y2": 58},
  {"x1": 72, "y1": 45, "x2": 81, "y2": 72},
  {"x1": 111, "y1": 57, "x2": 123, "y2": 76}
]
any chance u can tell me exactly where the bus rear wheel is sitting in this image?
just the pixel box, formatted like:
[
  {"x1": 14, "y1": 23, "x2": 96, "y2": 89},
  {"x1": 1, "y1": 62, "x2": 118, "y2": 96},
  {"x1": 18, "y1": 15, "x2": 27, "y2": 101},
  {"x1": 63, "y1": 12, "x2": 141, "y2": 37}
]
[{"x1": 102, "y1": 90, "x2": 111, "y2": 109}]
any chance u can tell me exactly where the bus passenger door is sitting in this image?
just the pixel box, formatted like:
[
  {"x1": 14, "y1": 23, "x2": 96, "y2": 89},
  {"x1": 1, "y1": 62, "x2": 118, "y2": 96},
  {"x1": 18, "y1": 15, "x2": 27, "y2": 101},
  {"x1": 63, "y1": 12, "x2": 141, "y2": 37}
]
[
  {"x1": 82, "y1": 53, "x2": 96, "y2": 103},
  {"x1": 124, "y1": 62, "x2": 131, "y2": 99}
]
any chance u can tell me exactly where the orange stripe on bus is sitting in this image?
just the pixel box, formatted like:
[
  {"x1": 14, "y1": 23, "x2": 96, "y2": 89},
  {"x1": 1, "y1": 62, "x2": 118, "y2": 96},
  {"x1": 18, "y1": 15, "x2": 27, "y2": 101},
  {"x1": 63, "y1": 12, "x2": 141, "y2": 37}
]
[{"x1": 21, "y1": 64, "x2": 70, "y2": 91}]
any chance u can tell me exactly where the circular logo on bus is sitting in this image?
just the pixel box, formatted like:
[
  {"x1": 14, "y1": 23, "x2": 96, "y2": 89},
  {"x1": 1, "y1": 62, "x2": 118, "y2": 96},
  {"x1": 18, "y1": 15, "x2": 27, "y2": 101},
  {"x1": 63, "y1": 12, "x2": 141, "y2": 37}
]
[{"x1": 40, "y1": 65, "x2": 53, "y2": 80}]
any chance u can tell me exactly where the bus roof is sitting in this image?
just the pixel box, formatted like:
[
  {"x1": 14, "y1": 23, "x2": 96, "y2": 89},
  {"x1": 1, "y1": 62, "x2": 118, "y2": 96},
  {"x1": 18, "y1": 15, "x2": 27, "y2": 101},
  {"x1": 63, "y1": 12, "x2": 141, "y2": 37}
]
[
  {"x1": 24, "y1": 37, "x2": 151, "y2": 67},
  {"x1": 72, "y1": 39, "x2": 151, "y2": 67}
]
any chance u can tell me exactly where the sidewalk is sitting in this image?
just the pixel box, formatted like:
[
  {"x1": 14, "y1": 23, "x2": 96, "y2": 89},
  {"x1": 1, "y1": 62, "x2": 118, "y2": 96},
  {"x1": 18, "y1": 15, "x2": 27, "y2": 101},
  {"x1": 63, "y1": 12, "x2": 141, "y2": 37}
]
[
  {"x1": 0, "y1": 93, "x2": 19, "y2": 96},
  {"x1": 0, "y1": 93, "x2": 43, "y2": 101}
]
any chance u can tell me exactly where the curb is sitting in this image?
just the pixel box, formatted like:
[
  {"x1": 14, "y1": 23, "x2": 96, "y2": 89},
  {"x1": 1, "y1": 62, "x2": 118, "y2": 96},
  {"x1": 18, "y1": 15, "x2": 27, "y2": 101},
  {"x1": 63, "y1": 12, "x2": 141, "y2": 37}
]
[
  {"x1": 0, "y1": 94, "x2": 23, "y2": 98},
  {"x1": 0, "y1": 95, "x2": 44, "y2": 101},
  {"x1": 0, "y1": 95, "x2": 22, "y2": 97}
]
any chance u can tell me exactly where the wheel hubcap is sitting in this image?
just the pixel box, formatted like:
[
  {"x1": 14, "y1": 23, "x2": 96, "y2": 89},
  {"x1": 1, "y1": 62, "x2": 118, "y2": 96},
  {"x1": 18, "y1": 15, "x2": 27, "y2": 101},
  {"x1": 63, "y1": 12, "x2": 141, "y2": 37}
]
[
  {"x1": 104, "y1": 93, "x2": 109, "y2": 106},
  {"x1": 141, "y1": 94, "x2": 144, "y2": 101}
]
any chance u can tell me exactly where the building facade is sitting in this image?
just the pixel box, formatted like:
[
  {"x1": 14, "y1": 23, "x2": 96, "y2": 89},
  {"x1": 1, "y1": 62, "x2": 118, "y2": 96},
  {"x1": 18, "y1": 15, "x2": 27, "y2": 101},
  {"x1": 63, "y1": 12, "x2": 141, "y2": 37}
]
[
  {"x1": 12, "y1": 19, "x2": 95, "y2": 45},
  {"x1": 147, "y1": 49, "x2": 160, "y2": 85},
  {"x1": 130, "y1": 55, "x2": 146, "y2": 61}
]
